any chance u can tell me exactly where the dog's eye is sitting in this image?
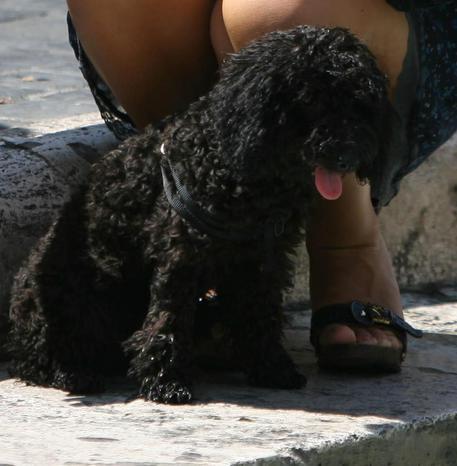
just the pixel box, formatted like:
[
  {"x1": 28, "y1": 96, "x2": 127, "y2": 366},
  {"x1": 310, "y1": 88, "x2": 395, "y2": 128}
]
[
  {"x1": 337, "y1": 155, "x2": 349, "y2": 171},
  {"x1": 338, "y1": 161, "x2": 349, "y2": 170}
]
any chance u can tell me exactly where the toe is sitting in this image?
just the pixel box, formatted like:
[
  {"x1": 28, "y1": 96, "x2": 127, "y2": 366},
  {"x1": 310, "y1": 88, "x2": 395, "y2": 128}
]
[
  {"x1": 319, "y1": 323, "x2": 357, "y2": 346},
  {"x1": 371, "y1": 327, "x2": 403, "y2": 349},
  {"x1": 353, "y1": 327, "x2": 378, "y2": 345},
  {"x1": 349, "y1": 326, "x2": 402, "y2": 348},
  {"x1": 318, "y1": 324, "x2": 402, "y2": 349}
]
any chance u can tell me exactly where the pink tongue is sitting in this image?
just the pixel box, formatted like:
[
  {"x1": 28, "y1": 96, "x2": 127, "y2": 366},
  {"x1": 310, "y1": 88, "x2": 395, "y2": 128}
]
[{"x1": 314, "y1": 166, "x2": 343, "y2": 200}]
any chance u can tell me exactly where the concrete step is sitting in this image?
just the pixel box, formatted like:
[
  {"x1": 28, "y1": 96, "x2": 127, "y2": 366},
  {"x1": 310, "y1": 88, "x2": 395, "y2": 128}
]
[{"x1": 1, "y1": 291, "x2": 456, "y2": 465}]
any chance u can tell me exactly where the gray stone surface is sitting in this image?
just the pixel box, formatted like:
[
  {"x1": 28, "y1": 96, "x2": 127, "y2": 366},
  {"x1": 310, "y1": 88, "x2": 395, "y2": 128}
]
[
  {"x1": 0, "y1": 0, "x2": 98, "y2": 128},
  {"x1": 1, "y1": 291, "x2": 456, "y2": 465}
]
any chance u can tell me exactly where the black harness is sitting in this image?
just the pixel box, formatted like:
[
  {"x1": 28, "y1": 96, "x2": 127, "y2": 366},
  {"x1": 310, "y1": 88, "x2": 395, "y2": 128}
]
[{"x1": 159, "y1": 143, "x2": 290, "y2": 273}]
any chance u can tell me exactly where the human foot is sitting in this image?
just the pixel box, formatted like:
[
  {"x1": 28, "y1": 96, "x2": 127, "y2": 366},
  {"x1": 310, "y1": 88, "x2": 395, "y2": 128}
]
[
  {"x1": 306, "y1": 173, "x2": 404, "y2": 356},
  {"x1": 307, "y1": 232, "x2": 404, "y2": 351}
]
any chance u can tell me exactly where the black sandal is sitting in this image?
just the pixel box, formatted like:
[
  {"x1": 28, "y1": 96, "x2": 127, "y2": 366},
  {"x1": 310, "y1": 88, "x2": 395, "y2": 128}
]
[{"x1": 310, "y1": 301, "x2": 423, "y2": 373}]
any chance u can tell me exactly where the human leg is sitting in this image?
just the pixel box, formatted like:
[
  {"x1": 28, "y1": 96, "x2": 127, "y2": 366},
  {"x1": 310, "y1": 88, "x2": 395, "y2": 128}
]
[
  {"x1": 210, "y1": 0, "x2": 409, "y2": 353},
  {"x1": 67, "y1": 0, "x2": 218, "y2": 129}
]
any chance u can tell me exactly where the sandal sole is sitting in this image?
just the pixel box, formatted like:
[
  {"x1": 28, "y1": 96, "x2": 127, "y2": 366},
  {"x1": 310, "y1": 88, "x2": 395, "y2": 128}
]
[{"x1": 317, "y1": 343, "x2": 403, "y2": 373}]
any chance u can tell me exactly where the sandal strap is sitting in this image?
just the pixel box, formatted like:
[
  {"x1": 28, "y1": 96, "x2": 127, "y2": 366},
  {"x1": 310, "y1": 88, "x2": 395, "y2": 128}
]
[{"x1": 310, "y1": 301, "x2": 423, "y2": 353}]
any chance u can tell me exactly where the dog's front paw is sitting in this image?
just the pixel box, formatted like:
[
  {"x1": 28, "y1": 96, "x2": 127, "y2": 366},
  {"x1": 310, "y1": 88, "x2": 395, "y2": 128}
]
[{"x1": 139, "y1": 377, "x2": 193, "y2": 404}]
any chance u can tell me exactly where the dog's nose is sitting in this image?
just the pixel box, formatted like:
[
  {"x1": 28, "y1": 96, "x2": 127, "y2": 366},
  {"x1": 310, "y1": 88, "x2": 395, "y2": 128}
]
[
  {"x1": 336, "y1": 155, "x2": 349, "y2": 171},
  {"x1": 338, "y1": 163, "x2": 349, "y2": 171}
]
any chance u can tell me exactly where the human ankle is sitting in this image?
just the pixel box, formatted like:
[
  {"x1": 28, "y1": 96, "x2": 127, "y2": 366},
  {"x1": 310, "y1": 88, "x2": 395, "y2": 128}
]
[{"x1": 307, "y1": 173, "x2": 380, "y2": 249}]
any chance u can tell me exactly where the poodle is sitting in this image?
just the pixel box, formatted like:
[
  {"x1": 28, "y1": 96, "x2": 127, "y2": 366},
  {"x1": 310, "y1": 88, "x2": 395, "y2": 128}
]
[{"x1": 8, "y1": 25, "x2": 392, "y2": 403}]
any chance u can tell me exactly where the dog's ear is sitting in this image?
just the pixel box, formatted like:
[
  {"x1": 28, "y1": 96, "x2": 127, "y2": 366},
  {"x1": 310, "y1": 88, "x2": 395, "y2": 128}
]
[{"x1": 210, "y1": 47, "x2": 304, "y2": 163}]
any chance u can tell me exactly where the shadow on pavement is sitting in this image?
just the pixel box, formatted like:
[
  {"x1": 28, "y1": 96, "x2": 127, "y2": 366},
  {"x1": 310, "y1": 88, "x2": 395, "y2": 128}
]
[{"x1": 0, "y1": 331, "x2": 447, "y2": 426}]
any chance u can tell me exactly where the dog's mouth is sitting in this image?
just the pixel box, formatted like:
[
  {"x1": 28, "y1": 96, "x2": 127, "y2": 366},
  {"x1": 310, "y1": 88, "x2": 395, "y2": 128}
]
[
  {"x1": 307, "y1": 123, "x2": 378, "y2": 201},
  {"x1": 313, "y1": 166, "x2": 344, "y2": 200}
]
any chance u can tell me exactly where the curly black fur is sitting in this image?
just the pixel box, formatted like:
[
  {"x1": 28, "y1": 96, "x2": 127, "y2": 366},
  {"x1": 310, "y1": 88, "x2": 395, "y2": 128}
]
[{"x1": 8, "y1": 26, "x2": 394, "y2": 404}]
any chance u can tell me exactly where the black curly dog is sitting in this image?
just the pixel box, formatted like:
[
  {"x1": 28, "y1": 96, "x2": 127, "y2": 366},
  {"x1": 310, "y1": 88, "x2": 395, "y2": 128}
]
[{"x1": 8, "y1": 26, "x2": 393, "y2": 403}]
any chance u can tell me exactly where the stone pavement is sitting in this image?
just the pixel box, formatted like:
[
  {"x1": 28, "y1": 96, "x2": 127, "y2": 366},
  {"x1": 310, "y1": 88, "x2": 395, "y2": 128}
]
[
  {"x1": 0, "y1": 0, "x2": 99, "y2": 130},
  {"x1": 1, "y1": 291, "x2": 457, "y2": 466},
  {"x1": 1, "y1": 1, "x2": 457, "y2": 465}
]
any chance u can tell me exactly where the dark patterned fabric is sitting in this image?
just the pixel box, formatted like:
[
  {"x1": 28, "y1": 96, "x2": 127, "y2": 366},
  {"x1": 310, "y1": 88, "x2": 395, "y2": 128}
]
[
  {"x1": 400, "y1": 3, "x2": 457, "y2": 177},
  {"x1": 67, "y1": 14, "x2": 137, "y2": 140},
  {"x1": 67, "y1": 3, "x2": 456, "y2": 205},
  {"x1": 387, "y1": 0, "x2": 455, "y2": 11}
]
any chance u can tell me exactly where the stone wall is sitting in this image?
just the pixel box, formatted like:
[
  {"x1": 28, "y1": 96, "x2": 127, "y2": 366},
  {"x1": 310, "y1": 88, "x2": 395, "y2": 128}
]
[{"x1": 0, "y1": 120, "x2": 117, "y2": 344}]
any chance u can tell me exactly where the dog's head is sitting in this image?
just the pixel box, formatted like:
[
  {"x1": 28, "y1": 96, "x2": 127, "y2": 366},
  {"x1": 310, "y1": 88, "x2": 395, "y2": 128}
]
[{"x1": 210, "y1": 26, "x2": 391, "y2": 185}]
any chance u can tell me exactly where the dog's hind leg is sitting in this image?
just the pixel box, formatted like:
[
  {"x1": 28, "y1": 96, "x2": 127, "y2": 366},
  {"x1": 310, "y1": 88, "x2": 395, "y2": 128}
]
[
  {"x1": 220, "y1": 258, "x2": 306, "y2": 389},
  {"x1": 8, "y1": 286, "x2": 106, "y2": 395},
  {"x1": 8, "y1": 193, "x2": 125, "y2": 394},
  {"x1": 8, "y1": 250, "x2": 108, "y2": 393},
  {"x1": 124, "y1": 252, "x2": 199, "y2": 404}
]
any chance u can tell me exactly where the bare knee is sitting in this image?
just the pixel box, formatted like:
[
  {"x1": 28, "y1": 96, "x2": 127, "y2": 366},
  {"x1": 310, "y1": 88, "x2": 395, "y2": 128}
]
[
  {"x1": 211, "y1": 0, "x2": 408, "y2": 90},
  {"x1": 212, "y1": 0, "x2": 320, "y2": 52},
  {"x1": 211, "y1": 0, "x2": 320, "y2": 62},
  {"x1": 212, "y1": 0, "x2": 395, "y2": 49}
]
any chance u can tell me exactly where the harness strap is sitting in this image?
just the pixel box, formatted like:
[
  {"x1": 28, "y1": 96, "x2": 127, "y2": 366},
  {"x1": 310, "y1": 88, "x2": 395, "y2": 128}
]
[
  {"x1": 160, "y1": 157, "x2": 264, "y2": 242},
  {"x1": 159, "y1": 144, "x2": 292, "y2": 280}
]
